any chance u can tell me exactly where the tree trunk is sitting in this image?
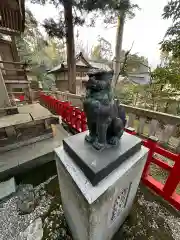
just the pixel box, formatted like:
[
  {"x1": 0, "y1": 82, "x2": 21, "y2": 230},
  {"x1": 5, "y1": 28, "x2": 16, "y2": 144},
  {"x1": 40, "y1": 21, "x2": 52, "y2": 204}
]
[
  {"x1": 64, "y1": 1, "x2": 76, "y2": 94},
  {"x1": 112, "y1": 11, "x2": 126, "y2": 90}
]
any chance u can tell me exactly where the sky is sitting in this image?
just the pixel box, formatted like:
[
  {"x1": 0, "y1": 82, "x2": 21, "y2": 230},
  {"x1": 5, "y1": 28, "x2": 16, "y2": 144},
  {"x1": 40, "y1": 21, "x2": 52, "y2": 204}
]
[{"x1": 27, "y1": 0, "x2": 172, "y2": 68}]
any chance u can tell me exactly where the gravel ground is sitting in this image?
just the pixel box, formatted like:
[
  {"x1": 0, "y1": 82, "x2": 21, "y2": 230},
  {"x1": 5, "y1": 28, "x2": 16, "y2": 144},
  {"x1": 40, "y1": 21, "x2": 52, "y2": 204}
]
[
  {"x1": 114, "y1": 185, "x2": 180, "y2": 240},
  {"x1": 0, "y1": 177, "x2": 55, "y2": 240},
  {"x1": 0, "y1": 175, "x2": 179, "y2": 240}
]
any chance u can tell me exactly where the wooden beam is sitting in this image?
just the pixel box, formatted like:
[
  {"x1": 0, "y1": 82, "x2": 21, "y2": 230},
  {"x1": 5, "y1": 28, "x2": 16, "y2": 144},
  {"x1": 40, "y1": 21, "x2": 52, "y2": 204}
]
[
  {"x1": 9, "y1": 7, "x2": 14, "y2": 31},
  {"x1": 0, "y1": 4, "x2": 25, "y2": 34},
  {"x1": 0, "y1": 60, "x2": 25, "y2": 65},
  {"x1": 1, "y1": 68, "x2": 25, "y2": 72},
  {"x1": 5, "y1": 80, "x2": 29, "y2": 84},
  {"x1": 0, "y1": 27, "x2": 19, "y2": 36}
]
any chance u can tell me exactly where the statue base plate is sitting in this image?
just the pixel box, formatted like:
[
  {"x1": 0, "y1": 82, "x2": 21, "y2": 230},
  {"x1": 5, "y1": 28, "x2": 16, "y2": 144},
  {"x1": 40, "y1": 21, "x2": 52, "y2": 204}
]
[{"x1": 63, "y1": 131, "x2": 142, "y2": 186}]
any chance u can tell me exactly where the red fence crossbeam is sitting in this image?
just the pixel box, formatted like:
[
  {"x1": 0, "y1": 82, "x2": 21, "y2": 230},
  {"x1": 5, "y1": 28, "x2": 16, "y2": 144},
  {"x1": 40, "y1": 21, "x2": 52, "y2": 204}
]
[
  {"x1": 142, "y1": 175, "x2": 164, "y2": 196},
  {"x1": 151, "y1": 156, "x2": 173, "y2": 171},
  {"x1": 163, "y1": 154, "x2": 180, "y2": 201},
  {"x1": 155, "y1": 145, "x2": 178, "y2": 162}
]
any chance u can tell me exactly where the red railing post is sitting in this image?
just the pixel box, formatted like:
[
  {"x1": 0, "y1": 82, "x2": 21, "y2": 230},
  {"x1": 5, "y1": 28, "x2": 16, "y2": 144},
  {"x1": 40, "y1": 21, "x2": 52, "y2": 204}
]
[
  {"x1": 163, "y1": 154, "x2": 180, "y2": 198},
  {"x1": 125, "y1": 127, "x2": 136, "y2": 136},
  {"x1": 71, "y1": 107, "x2": 76, "y2": 129},
  {"x1": 81, "y1": 111, "x2": 87, "y2": 132},
  {"x1": 142, "y1": 136, "x2": 158, "y2": 179},
  {"x1": 74, "y1": 107, "x2": 81, "y2": 132}
]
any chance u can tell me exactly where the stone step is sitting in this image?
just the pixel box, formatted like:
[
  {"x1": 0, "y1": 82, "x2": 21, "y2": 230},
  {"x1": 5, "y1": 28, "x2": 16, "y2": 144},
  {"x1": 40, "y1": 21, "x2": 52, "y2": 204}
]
[{"x1": 0, "y1": 177, "x2": 16, "y2": 201}]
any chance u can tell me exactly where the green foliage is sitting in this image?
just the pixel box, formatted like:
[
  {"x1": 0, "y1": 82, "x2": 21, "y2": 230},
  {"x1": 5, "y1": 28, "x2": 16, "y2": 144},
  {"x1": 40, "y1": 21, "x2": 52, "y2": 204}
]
[
  {"x1": 31, "y1": 0, "x2": 91, "y2": 40},
  {"x1": 152, "y1": 59, "x2": 180, "y2": 86},
  {"x1": 115, "y1": 83, "x2": 135, "y2": 105},
  {"x1": 30, "y1": 0, "x2": 139, "y2": 39},
  {"x1": 16, "y1": 8, "x2": 48, "y2": 62},
  {"x1": 91, "y1": 45, "x2": 102, "y2": 60},
  {"x1": 91, "y1": 37, "x2": 113, "y2": 61},
  {"x1": 147, "y1": 58, "x2": 180, "y2": 112},
  {"x1": 31, "y1": 0, "x2": 132, "y2": 12},
  {"x1": 102, "y1": 0, "x2": 139, "y2": 26},
  {"x1": 125, "y1": 53, "x2": 148, "y2": 73},
  {"x1": 16, "y1": 8, "x2": 65, "y2": 90},
  {"x1": 161, "y1": 0, "x2": 180, "y2": 58},
  {"x1": 114, "y1": 51, "x2": 180, "y2": 114}
]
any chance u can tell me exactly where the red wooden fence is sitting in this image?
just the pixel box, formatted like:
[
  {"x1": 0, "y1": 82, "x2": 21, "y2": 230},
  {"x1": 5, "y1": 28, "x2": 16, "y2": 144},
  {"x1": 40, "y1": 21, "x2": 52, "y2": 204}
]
[{"x1": 40, "y1": 92, "x2": 180, "y2": 211}]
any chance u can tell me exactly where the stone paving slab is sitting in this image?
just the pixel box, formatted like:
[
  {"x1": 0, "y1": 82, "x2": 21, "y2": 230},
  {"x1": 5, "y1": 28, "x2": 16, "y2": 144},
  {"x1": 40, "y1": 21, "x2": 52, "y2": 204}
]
[
  {"x1": 0, "y1": 125, "x2": 69, "y2": 180},
  {"x1": 0, "y1": 113, "x2": 31, "y2": 128},
  {"x1": 0, "y1": 103, "x2": 54, "y2": 129},
  {"x1": 0, "y1": 154, "x2": 19, "y2": 173},
  {"x1": 0, "y1": 177, "x2": 16, "y2": 200},
  {"x1": 18, "y1": 103, "x2": 53, "y2": 121}
]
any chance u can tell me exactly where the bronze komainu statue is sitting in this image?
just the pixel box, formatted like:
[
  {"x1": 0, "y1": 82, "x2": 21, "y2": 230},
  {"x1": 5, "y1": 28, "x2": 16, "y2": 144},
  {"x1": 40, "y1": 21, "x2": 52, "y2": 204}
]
[{"x1": 83, "y1": 70, "x2": 126, "y2": 151}]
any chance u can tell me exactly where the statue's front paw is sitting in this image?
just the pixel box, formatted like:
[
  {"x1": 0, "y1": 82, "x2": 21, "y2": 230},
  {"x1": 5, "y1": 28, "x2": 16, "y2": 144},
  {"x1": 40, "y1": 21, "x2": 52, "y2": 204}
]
[
  {"x1": 108, "y1": 136, "x2": 119, "y2": 146},
  {"x1": 92, "y1": 141, "x2": 105, "y2": 151},
  {"x1": 85, "y1": 134, "x2": 95, "y2": 144}
]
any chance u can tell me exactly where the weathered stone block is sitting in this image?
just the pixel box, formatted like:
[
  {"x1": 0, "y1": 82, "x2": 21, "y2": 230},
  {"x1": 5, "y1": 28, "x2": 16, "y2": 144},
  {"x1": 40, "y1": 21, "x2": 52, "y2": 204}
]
[{"x1": 55, "y1": 141, "x2": 148, "y2": 240}]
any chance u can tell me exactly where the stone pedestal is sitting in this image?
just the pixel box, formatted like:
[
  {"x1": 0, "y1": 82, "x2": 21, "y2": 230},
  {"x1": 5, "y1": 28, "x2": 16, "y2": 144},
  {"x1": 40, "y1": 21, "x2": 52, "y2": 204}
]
[{"x1": 55, "y1": 132, "x2": 149, "y2": 240}]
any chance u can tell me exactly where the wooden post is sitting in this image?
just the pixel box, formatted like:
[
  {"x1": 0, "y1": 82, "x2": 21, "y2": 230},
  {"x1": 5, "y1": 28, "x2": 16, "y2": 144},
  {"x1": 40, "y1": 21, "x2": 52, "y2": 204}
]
[{"x1": 0, "y1": 68, "x2": 11, "y2": 108}]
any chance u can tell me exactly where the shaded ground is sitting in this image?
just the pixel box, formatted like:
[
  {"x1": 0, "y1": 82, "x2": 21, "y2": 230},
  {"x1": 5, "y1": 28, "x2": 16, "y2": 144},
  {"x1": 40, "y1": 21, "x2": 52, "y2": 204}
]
[
  {"x1": 42, "y1": 175, "x2": 180, "y2": 240},
  {"x1": 114, "y1": 185, "x2": 180, "y2": 240},
  {"x1": 43, "y1": 177, "x2": 180, "y2": 240},
  {"x1": 0, "y1": 161, "x2": 179, "y2": 240}
]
